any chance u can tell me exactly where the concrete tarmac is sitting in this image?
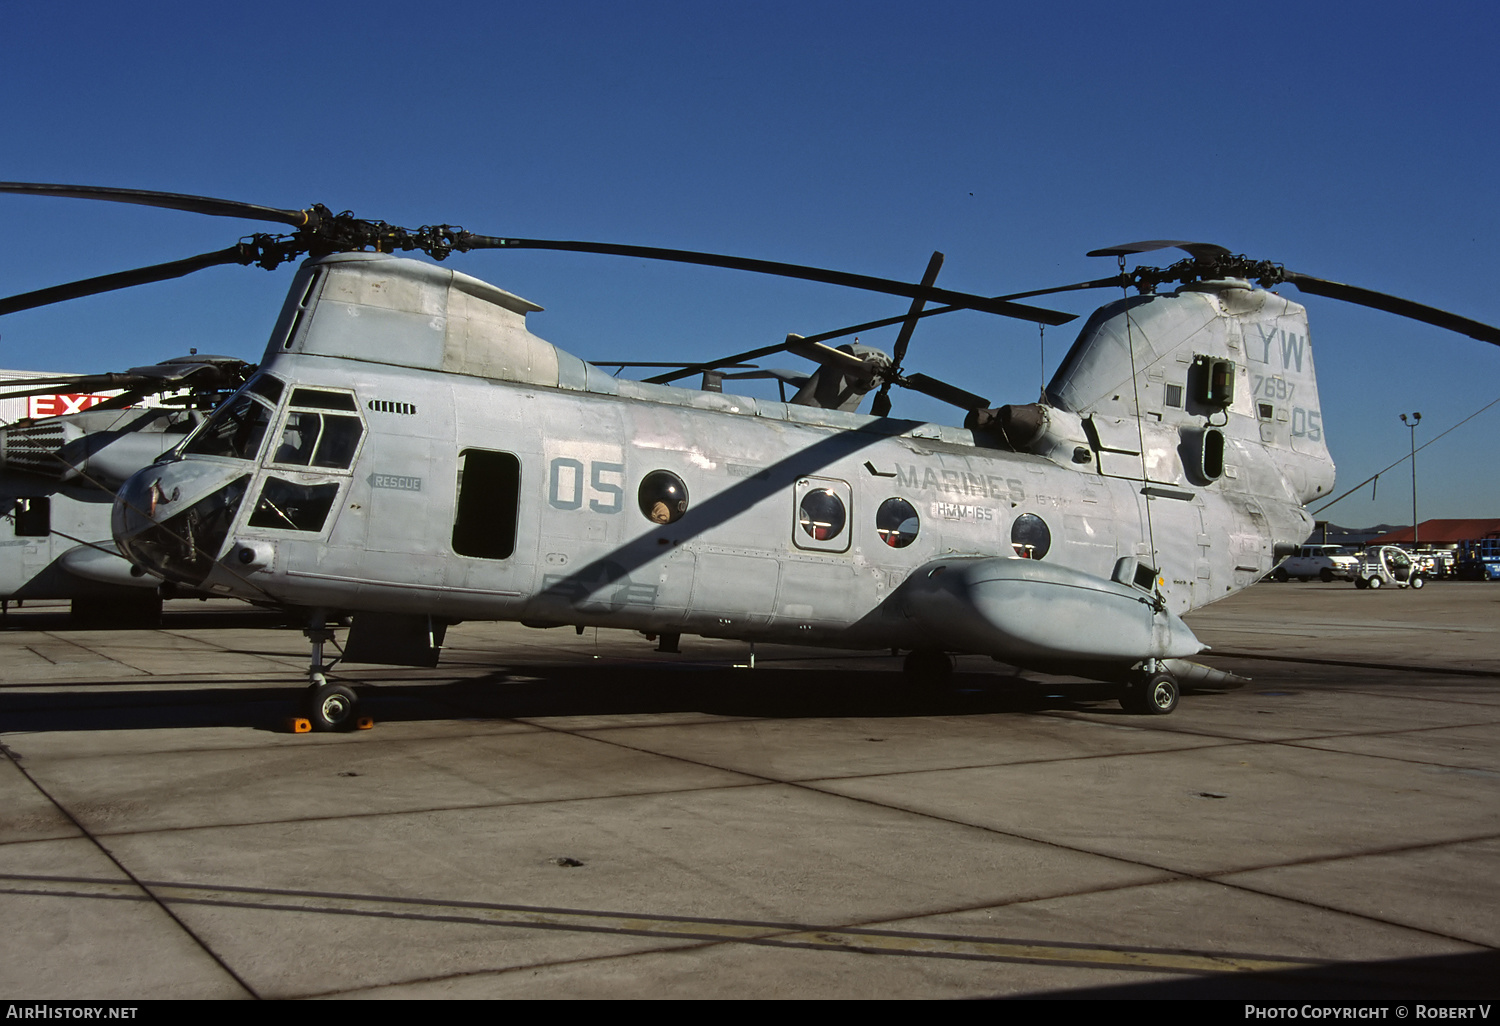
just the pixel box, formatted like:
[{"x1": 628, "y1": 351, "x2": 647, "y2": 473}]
[{"x1": 1, "y1": 581, "x2": 1497, "y2": 1000}]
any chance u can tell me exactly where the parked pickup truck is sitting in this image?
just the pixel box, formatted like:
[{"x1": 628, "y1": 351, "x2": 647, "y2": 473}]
[{"x1": 1269, "y1": 544, "x2": 1360, "y2": 583}]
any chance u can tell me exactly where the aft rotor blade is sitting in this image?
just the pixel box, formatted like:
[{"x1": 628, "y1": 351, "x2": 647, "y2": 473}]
[
  {"x1": 0, "y1": 246, "x2": 251, "y2": 315},
  {"x1": 458, "y1": 235, "x2": 1075, "y2": 325},
  {"x1": 0, "y1": 182, "x2": 311, "y2": 227},
  {"x1": 1278, "y1": 271, "x2": 1500, "y2": 347}
]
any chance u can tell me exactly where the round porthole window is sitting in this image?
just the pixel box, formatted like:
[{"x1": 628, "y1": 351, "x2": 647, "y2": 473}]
[
  {"x1": 798, "y1": 488, "x2": 846, "y2": 541},
  {"x1": 638, "y1": 471, "x2": 688, "y2": 524},
  {"x1": 1010, "y1": 513, "x2": 1051, "y2": 559},
  {"x1": 876, "y1": 497, "x2": 919, "y2": 548}
]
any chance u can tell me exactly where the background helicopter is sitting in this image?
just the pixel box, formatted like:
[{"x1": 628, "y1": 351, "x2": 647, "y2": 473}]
[
  {"x1": 5, "y1": 183, "x2": 1498, "y2": 732},
  {"x1": 0, "y1": 354, "x2": 253, "y2": 624}
]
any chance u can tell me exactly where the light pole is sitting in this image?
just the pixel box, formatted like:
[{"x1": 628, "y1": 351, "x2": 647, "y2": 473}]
[{"x1": 1400, "y1": 412, "x2": 1422, "y2": 546}]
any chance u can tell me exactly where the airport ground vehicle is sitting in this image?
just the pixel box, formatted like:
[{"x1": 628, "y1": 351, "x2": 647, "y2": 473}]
[
  {"x1": 1269, "y1": 544, "x2": 1358, "y2": 582},
  {"x1": 1354, "y1": 545, "x2": 1424, "y2": 590},
  {"x1": 1456, "y1": 538, "x2": 1500, "y2": 580}
]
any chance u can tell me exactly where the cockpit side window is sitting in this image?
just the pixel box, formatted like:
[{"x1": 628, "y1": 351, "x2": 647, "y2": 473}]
[
  {"x1": 267, "y1": 387, "x2": 363, "y2": 471},
  {"x1": 274, "y1": 411, "x2": 363, "y2": 469},
  {"x1": 185, "y1": 394, "x2": 274, "y2": 462}
]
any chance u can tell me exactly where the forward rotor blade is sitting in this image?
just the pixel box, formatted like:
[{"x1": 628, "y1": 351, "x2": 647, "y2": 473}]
[
  {"x1": 1087, "y1": 240, "x2": 1233, "y2": 260},
  {"x1": 0, "y1": 246, "x2": 251, "y2": 315},
  {"x1": 0, "y1": 182, "x2": 311, "y2": 227},
  {"x1": 1277, "y1": 271, "x2": 1500, "y2": 347},
  {"x1": 458, "y1": 235, "x2": 1075, "y2": 325}
]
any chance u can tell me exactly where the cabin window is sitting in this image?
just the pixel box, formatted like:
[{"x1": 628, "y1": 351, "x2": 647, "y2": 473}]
[
  {"x1": 876, "y1": 497, "x2": 919, "y2": 548},
  {"x1": 185, "y1": 393, "x2": 275, "y2": 462},
  {"x1": 638, "y1": 471, "x2": 689, "y2": 525},
  {"x1": 1010, "y1": 513, "x2": 1051, "y2": 559},
  {"x1": 1202, "y1": 428, "x2": 1226, "y2": 480},
  {"x1": 248, "y1": 478, "x2": 339, "y2": 533},
  {"x1": 798, "y1": 489, "x2": 846, "y2": 541},
  {"x1": 12, "y1": 497, "x2": 49, "y2": 537},
  {"x1": 452, "y1": 449, "x2": 520, "y2": 559}
]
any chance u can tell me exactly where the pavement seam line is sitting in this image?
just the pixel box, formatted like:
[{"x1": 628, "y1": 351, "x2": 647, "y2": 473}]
[{"x1": 0, "y1": 743, "x2": 262, "y2": 999}]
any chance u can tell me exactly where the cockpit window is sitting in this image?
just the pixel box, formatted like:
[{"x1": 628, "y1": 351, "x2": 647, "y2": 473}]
[
  {"x1": 184, "y1": 394, "x2": 274, "y2": 462},
  {"x1": 248, "y1": 477, "x2": 339, "y2": 533},
  {"x1": 248, "y1": 375, "x2": 284, "y2": 404},
  {"x1": 273, "y1": 411, "x2": 363, "y2": 469},
  {"x1": 290, "y1": 388, "x2": 357, "y2": 411}
]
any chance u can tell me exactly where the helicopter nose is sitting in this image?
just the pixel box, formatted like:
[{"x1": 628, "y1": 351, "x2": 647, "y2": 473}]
[{"x1": 114, "y1": 461, "x2": 253, "y2": 588}]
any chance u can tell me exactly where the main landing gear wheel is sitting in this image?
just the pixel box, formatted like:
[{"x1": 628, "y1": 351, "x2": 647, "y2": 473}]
[
  {"x1": 904, "y1": 649, "x2": 954, "y2": 691},
  {"x1": 305, "y1": 682, "x2": 358, "y2": 732},
  {"x1": 1120, "y1": 672, "x2": 1179, "y2": 715}
]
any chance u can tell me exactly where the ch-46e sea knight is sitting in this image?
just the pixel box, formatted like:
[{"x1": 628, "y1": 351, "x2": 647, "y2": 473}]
[
  {"x1": 0, "y1": 355, "x2": 251, "y2": 624},
  {"x1": 3, "y1": 184, "x2": 1497, "y2": 730}
]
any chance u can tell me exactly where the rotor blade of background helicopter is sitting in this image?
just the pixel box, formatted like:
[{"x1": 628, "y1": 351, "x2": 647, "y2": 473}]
[
  {"x1": 0, "y1": 246, "x2": 252, "y2": 316},
  {"x1": 643, "y1": 338, "x2": 813, "y2": 384},
  {"x1": 86, "y1": 388, "x2": 157, "y2": 412},
  {"x1": 642, "y1": 275, "x2": 1122, "y2": 386},
  {"x1": 889, "y1": 251, "x2": 945, "y2": 374},
  {"x1": 871, "y1": 251, "x2": 944, "y2": 417},
  {"x1": 0, "y1": 182, "x2": 311, "y2": 227},
  {"x1": 1276, "y1": 271, "x2": 1500, "y2": 347},
  {"x1": 902, "y1": 372, "x2": 991, "y2": 411},
  {"x1": 0, "y1": 373, "x2": 157, "y2": 401},
  {"x1": 457, "y1": 235, "x2": 1076, "y2": 325}
]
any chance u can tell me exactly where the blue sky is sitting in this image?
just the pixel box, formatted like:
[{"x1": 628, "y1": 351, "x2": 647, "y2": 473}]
[{"x1": 2, "y1": 0, "x2": 1497, "y2": 525}]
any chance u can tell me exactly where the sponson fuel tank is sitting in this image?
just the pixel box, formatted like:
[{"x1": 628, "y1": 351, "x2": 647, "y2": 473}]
[{"x1": 894, "y1": 556, "x2": 1205, "y2": 677}]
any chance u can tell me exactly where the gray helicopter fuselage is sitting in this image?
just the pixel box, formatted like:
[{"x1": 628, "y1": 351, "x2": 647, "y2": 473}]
[
  {"x1": 113, "y1": 253, "x2": 1324, "y2": 675},
  {"x1": 1, "y1": 404, "x2": 201, "y2": 603}
]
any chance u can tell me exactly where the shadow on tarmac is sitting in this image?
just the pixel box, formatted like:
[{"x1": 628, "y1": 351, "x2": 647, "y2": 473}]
[
  {"x1": 1022, "y1": 947, "x2": 1500, "y2": 1001},
  {"x1": 0, "y1": 663, "x2": 1173, "y2": 734}
]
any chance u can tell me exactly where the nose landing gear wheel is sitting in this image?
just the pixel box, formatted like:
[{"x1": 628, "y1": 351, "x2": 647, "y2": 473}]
[
  {"x1": 305, "y1": 683, "x2": 358, "y2": 731},
  {"x1": 903, "y1": 649, "x2": 955, "y2": 691},
  {"x1": 1120, "y1": 672, "x2": 1179, "y2": 715}
]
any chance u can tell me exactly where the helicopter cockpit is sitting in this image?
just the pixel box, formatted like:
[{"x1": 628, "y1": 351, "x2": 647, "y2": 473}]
[{"x1": 116, "y1": 373, "x2": 367, "y2": 587}]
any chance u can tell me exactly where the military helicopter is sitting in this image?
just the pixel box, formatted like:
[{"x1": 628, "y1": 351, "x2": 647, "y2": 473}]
[
  {"x1": 0, "y1": 353, "x2": 252, "y2": 624},
  {"x1": 3, "y1": 182, "x2": 1497, "y2": 731}
]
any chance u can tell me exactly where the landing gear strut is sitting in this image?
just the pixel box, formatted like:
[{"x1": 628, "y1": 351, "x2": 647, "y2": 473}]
[
  {"x1": 903, "y1": 649, "x2": 954, "y2": 691},
  {"x1": 290, "y1": 619, "x2": 369, "y2": 732}
]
